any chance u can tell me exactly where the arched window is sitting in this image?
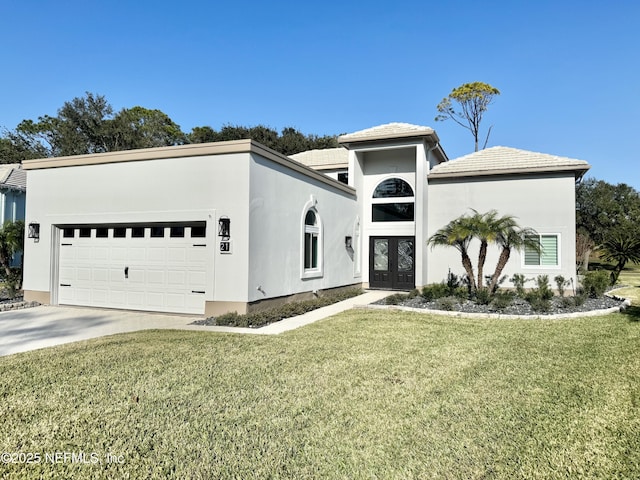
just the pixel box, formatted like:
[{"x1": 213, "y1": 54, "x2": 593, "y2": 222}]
[
  {"x1": 372, "y1": 178, "x2": 415, "y2": 222},
  {"x1": 302, "y1": 206, "x2": 322, "y2": 277}
]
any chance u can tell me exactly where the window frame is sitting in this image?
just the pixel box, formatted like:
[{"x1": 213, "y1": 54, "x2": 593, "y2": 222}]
[
  {"x1": 301, "y1": 204, "x2": 323, "y2": 279},
  {"x1": 371, "y1": 177, "x2": 415, "y2": 223},
  {"x1": 523, "y1": 233, "x2": 561, "y2": 268}
]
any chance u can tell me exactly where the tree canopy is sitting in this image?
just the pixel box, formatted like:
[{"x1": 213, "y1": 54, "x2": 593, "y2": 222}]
[
  {"x1": 0, "y1": 92, "x2": 339, "y2": 162},
  {"x1": 435, "y1": 81, "x2": 500, "y2": 152},
  {"x1": 576, "y1": 177, "x2": 640, "y2": 245}
]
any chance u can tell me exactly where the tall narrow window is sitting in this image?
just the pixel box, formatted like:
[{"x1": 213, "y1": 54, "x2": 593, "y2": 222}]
[
  {"x1": 301, "y1": 206, "x2": 323, "y2": 278},
  {"x1": 372, "y1": 178, "x2": 415, "y2": 222},
  {"x1": 304, "y1": 210, "x2": 319, "y2": 270}
]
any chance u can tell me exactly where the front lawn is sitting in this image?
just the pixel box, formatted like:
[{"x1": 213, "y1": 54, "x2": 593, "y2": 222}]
[{"x1": 1, "y1": 308, "x2": 639, "y2": 479}]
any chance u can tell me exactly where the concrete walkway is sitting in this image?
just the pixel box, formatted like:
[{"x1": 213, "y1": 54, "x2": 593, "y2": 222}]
[{"x1": 0, "y1": 290, "x2": 391, "y2": 357}]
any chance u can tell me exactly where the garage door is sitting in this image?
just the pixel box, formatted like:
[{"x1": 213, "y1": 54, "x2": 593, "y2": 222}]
[{"x1": 58, "y1": 224, "x2": 208, "y2": 314}]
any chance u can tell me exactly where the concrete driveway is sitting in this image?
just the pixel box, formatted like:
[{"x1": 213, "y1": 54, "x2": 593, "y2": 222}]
[
  {"x1": 0, "y1": 291, "x2": 391, "y2": 357},
  {"x1": 0, "y1": 305, "x2": 198, "y2": 357}
]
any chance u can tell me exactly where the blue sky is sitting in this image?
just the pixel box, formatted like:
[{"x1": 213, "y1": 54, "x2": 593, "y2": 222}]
[{"x1": 1, "y1": 1, "x2": 638, "y2": 189}]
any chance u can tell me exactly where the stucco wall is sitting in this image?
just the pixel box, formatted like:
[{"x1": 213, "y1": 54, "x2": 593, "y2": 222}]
[
  {"x1": 426, "y1": 173, "x2": 578, "y2": 289},
  {"x1": 23, "y1": 153, "x2": 251, "y2": 304},
  {"x1": 247, "y1": 154, "x2": 359, "y2": 302}
]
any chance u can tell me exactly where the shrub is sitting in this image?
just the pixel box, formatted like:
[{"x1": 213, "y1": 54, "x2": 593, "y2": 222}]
[
  {"x1": 436, "y1": 296, "x2": 457, "y2": 311},
  {"x1": 581, "y1": 270, "x2": 610, "y2": 298},
  {"x1": 385, "y1": 293, "x2": 408, "y2": 305},
  {"x1": 534, "y1": 275, "x2": 554, "y2": 301},
  {"x1": 453, "y1": 286, "x2": 470, "y2": 301},
  {"x1": 527, "y1": 296, "x2": 552, "y2": 313},
  {"x1": 421, "y1": 283, "x2": 450, "y2": 301},
  {"x1": 207, "y1": 288, "x2": 363, "y2": 327},
  {"x1": 510, "y1": 273, "x2": 529, "y2": 298},
  {"x1": 474, "y1": 288, "x2": 492, "y2": 305},
  {"x1": 491, "y1": 291, "x2": 515, "y2": 311},
  {"x1": 554, "y1": 275, "x2": 567, "y2": 297},
  {"x1": 573, "y1": 293, "x2": 587, "y2": 306},
  {"x1": 407, "y1": 288, "x2": 420, "y2": 299}
]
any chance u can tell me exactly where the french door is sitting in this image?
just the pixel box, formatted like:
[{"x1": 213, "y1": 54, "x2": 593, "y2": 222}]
[{"x1": 369, "y1": 236, "x2": 415, "y2": 290}]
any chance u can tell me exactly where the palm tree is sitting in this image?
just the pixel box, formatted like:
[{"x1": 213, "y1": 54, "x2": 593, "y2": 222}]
[
  {"x1": 469, "y1": 209, "x2": 500, "y2": 290},
  {"x1": 488, "y1": 217, "x2": 540, "y2": 293},
  {"x1": 599, "y1": 229, "x2": 640, "y2": 284},
  {"x1": 428, "y1": 215, "x2": 477, "y2": 291},
  {"x1": 0, "y1": 220, "x2": 25, "y2": 289}
]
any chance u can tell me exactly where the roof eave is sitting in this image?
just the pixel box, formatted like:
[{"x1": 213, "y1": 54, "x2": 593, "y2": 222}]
[
  {"x1": 338, "y1": 130, "x2": 439, "y2": 147},
  {"x1": 428, "y1": 164, "x2": 591, "y2": 180}
]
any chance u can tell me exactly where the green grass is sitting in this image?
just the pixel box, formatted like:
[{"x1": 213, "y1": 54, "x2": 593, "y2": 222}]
[
  {"x1": 613, "y1": 262, "x2": 640, "y2": 305},
  {"x1": 1, "y1": 307, "x2": 640, "y2": 479}
]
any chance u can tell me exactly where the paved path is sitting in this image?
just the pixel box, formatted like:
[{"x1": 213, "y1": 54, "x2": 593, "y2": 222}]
[{"x1": 0, "y1": 291, "x2": 391, "y2": 357}]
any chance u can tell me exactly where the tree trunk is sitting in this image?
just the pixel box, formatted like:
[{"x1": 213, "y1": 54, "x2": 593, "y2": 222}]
[
  {"x1": 477, "y1": 241, "x2": 487, "y2": 290},
  {"x1": 489, "y1": 248, "x2": 511, "y2": 292},
  {"x1": 461, "y1": 251, "x2": 477, "y2": 291}
]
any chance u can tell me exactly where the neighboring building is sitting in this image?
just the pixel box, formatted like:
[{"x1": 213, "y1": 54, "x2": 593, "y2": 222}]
[
  {"x1": 22, "y1": 123, "x2": 590, "y2": 315},
  {"x1": 0, "y1": 163, "x2": 26, "y2": 224}
]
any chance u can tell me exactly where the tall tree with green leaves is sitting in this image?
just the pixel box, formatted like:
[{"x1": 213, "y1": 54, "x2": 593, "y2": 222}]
[{"x1": 435, "y1": 82, "x2": 500, "y2": 152}]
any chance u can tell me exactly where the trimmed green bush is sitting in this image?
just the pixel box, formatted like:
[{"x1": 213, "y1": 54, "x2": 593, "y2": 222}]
[
  {"x1": 209, "y1": 288, "x2": 363, "y2": 327},
  {"x1": 421, "y1": 283, "x2": 450, "y2": 301},
  {"x1": 491, "y1": 291, "x2": 515, "y2": 311},
  {"x1": 385, "y1": 293, "x2": 408, "y2": 305},
  {"x1": 436, "y1": 296, "x2": 457, "y2": 311},
  {"x1": 582, "y1": 270, "x2": 610, "y2": 298}
]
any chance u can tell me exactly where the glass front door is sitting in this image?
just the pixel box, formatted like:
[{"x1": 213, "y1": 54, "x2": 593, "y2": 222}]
[{"x1": 369, "y1": 236, "x2": 415, "y2": 290}]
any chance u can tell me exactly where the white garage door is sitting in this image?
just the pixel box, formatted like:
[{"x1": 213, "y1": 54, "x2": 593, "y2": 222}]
[{"x1": 58, "y1": 224, "x2": 208, "y2": 314}]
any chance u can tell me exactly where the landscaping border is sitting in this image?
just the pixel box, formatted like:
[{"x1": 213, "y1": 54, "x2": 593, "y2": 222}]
[{"x1": 361, "y1": 292, "x2": 631, "y2": 320}]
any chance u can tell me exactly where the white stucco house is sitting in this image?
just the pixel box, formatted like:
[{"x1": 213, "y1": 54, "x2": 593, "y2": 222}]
[
  {"x1": 0, "y1": 164, "x2": 26, "y2": 225},
  {"x1": 22, "y1": 123, "x2": 590, "y2": 316}
]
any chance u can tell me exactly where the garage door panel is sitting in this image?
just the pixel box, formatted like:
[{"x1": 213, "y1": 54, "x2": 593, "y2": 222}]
[
  {"x1": 167, "y1": 270, "x2": 186, "y2": 286},
  {"x1": 166, "y1": 293, "x2": 186, "y2": 308},
  {"x1": 58, "y1": 225, "x2": 208, "y2": 314},
  {"x1": 147, "y1": 248, "x2": 166, "y2": 263},
  {"x1": 92, "y1": 268, "x2": 109, "y2": 282},
  {"x1": 147, "y1": 270, "x2": 165, "y2": 285},
  {"x1": 77, "y1": 247, "x2": 93, "y2": 260},
  {"x1": 111, "y1": 247, "x2": 127, "y2": 262},
  {"x1": 94, "y1": 248, "x2": 109, "y2": 261},
  {"x1": 167, "y1": 248, "x2": 187, "y2": 262}
]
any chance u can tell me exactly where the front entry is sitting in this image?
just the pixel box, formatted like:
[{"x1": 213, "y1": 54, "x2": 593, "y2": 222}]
[{"x1": 369, "y1": 236, "x2": 415, "y2": 290}]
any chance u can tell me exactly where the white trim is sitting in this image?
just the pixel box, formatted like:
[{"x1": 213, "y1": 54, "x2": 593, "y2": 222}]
[{"x1": 300, "y1": 200, "x2": 323, "y2": 279}]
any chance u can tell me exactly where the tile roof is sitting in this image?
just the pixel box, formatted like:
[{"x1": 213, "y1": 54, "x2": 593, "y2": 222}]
[
  {"x1": 428, "y1": 146, "x2": 590, "y2": 179},
  {"x1": 0, "y1": 164, "x2": 26, "y2": 191},
  {"x1": 338, "y1": 122, "x2": 437, "y2": 144},
  {"x1": 289, "y1": 148, "x2": 348, "y2": 169}
]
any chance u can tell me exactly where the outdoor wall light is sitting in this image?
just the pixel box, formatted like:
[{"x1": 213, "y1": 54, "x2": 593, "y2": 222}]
[
  {"x1": 218, "y1": 217, "x2": 230, "y2": 238},
  {"x1": 345, "y1": 236, "x2": 353, "y2": 249},
  {"x1": 28, "y1": 222, "x2": 40, "y2": 242}
]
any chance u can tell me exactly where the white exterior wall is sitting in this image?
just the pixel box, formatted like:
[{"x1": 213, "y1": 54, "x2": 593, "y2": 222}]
[
  {"x1": 426, "y1": 173, "x2": 578, "y2": 289},
  {"x1": 247, "y1": 154, "x2": 359, "y2": 302},
  {"x1": 23, "y1": 153, "x2": 251, "y2": 305}
]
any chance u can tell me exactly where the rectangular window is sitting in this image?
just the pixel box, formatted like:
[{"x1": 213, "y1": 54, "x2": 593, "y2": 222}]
[
  {"x1": 337, "y1": 172, "x2": 348, "y2": 184},
  {"x1": 190, "y1": 225, "x2": 206, "y2": 238},
  {"x1": 170, "y1": 226, "x2": 185, "y2": 238},
  {"x1": 96, "y1": 228, "x2": 109, "y2": 238},
  {"x1": 372, "y1": 203, "x2": 414, "y2": 222},
  {"x1": 525, "y1": 234, "x2": 558, "y2": 266},
  {"x1": 62, "y1": 228, "x2": 75, "y2": 238},
  {"x1": 150, "y1": 226, "x2": 165, "y2": 238},
  {"x1": 304, "y1": 232, "x2": 318, "y2": 270},
  {"x1": 113, "y1": 227, "x2": 127, "y2": 238},
  {"x1": 79, "y1": 228, "x2": 92, "y2": 238},
  {"x1": 131, "y1": 227, "x2": 145, "y2": 238}
]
